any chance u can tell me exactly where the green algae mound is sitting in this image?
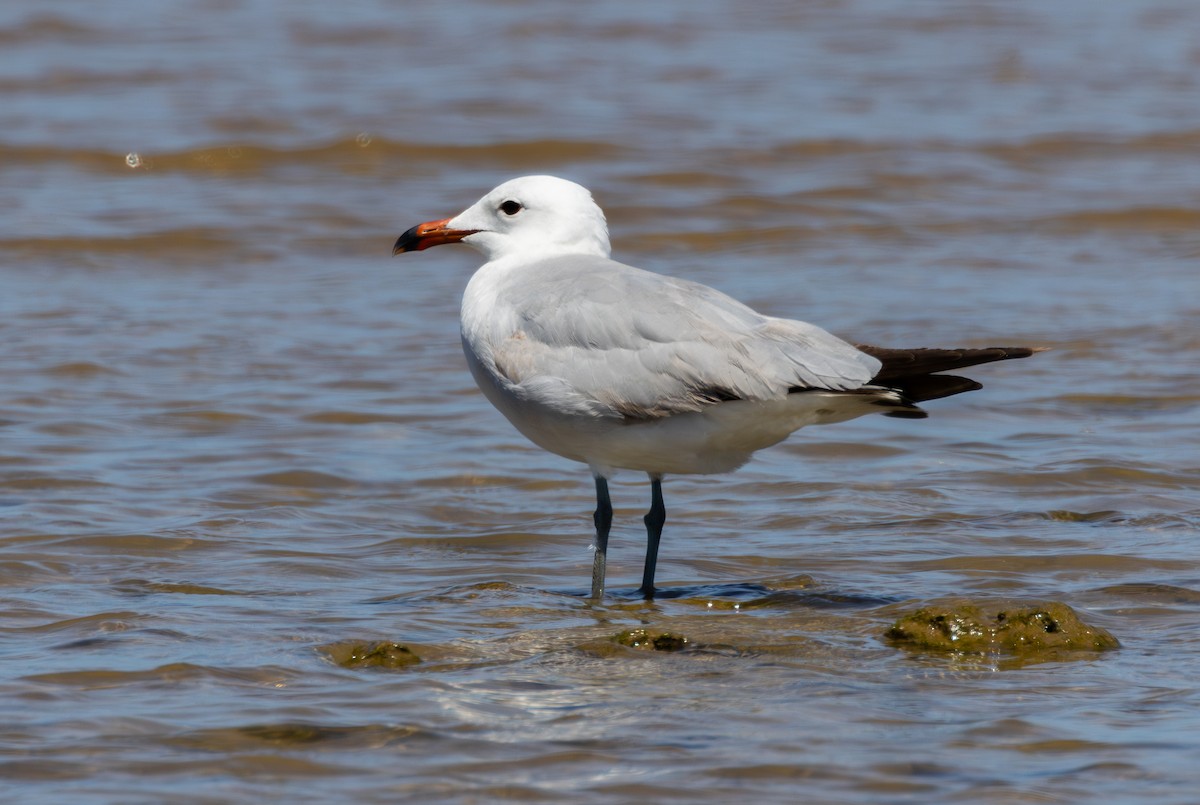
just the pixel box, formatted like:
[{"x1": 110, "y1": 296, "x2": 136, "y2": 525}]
[
  {"x1": 886, "y1": 599, "x2": 1118, "y2": 656},
  {"x1": 614, "y1": 628, "x2": 690, "y2": 652},
  {"x1": 321, "y1": 640, "x2": 422, "y2": 669}
]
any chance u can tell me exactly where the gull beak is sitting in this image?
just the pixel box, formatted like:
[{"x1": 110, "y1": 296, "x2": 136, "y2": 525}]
[{"x1": 392, "y1": 217, "x2": 479, "y2": 254}]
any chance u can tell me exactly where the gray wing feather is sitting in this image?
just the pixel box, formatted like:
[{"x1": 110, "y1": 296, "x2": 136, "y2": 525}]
[{"x1": 486, "y1": 255, "x2": 880, "y2": 419}]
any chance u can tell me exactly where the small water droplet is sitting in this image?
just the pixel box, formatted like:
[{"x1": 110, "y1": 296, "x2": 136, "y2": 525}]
[
  {"x1": 355, "y1": 132, "x2": 373, "y2": 147},
  {"x1": 125, "y1": 152, "x2": 142, "y2": 168}
]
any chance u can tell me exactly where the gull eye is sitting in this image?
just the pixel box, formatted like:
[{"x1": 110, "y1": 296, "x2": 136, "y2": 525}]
[{"x1": 499, "y1": 199, "x2": 523, "y2": 216}]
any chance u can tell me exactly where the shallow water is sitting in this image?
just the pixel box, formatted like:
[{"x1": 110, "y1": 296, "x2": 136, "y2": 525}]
[{"x1": 2, "y1": 1, "x2": 1200, "y2": 802}]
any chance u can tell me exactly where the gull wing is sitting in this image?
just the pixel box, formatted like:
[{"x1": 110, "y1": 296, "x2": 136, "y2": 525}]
[{"x1": 479, "y1": 255, "x2": 880, "y2": 419}]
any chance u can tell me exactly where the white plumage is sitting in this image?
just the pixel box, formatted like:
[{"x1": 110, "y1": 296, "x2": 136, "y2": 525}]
[{"x1": 394, "y1": 175, "x2": 1038, "y2": 599}]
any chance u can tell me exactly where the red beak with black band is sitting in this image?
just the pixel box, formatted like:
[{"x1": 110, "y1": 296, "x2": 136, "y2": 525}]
[{"x1": 392, "y1": 217, "x2": 479, "y2": 254}]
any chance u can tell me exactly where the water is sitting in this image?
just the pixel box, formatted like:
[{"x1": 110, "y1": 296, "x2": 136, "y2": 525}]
[{"x1": 2, "y1": 1, "x2": 1199, "y2": 802}]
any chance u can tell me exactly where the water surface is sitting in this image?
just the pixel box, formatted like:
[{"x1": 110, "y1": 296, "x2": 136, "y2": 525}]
[{"x1": 2, "y1": 1, "x2": 1199, "y2": 802}]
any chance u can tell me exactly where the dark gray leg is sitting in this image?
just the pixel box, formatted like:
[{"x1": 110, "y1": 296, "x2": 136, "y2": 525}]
[
  {"x1": 590, "y1": 476, "x2": 612, "y2": 600},
  {"x1": 638, "y1": 475, "x2": 665, "y2": 598}
]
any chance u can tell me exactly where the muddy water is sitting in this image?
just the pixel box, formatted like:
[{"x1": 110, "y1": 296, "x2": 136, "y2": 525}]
[{"x1": 3, "y1": 1, "x2": 1200, "y2": 802}]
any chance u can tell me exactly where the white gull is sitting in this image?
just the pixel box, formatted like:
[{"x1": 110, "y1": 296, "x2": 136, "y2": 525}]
[{"x1": 393, "y1": 175, "x2": 1041, "y2": 599}]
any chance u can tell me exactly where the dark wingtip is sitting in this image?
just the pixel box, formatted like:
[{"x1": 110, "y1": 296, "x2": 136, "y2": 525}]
[{"x1": 883, "y1": 409, "x2": 929, "y2": 419}]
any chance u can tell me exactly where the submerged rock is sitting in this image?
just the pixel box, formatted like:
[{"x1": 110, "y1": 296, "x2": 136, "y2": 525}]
[
  {"x1": 885, "y1": 599, "x2": 1119, "y2": 656},
  {"x1": 614, "y1": 628, "x2": 690, "y2": 652},
  {"x1": 321, "y1": 640, "x2": 422, "y2": 669}
]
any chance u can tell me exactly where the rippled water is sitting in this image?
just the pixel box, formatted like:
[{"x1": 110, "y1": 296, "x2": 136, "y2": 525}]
[{"x1": 3, "y1": 1, "x2": 1200, "y2": 802}]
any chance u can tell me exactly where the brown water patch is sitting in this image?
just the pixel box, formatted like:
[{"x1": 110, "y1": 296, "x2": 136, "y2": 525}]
[
  {"x1": 152, "y1": 409, "x2": 260, "y2": 426},
  {"x1": 112, "y1": 579, "x2": 243, "y2": 596},
  {"x1": 1096, "y1": 583, "x2": 1200, "y2": 604},
  {"x1": 31, "y1": 137, "x2": 628, "y2": 177},
  {"x1": 301, "y1": 410, "x2": 420, "y2": 425},
  {"x1": 1042, "y1": 510, "x2": 1125, "y2": 523},
  {"x1": 136, "y1": 411, "x2": 264, "y2": 437},
  {"x1": 34, "y1": 421, "x2": 121, "y2": 437},
  {"x1": 907, "y1": 553, "x2": 1191, "y2": 574},
  {"x1": 11, "y1": 610, "x2": 147, "y2": 634},
  {"x1": 0, "y1": 560, "x2": 72, "y2": 585},
  {"x1": 49, "y1": 533, "x2": 205, "y2": 553},
  {"x1": 1008, "y1": 738, "x2": 1126, "y2": 754},
  {"x1": 0, "y1": 474, "x2": 109, "y2": 491},
  {"x1": 167, "y1": 722, "x2": 423, "y2": 751},
  {"x1": 629, "y1": 171, "x2": 742, "y2": 189},
  {"x1": 767, "y1": 138, "x2": 894, "y2": 160},
  {"x1": 41, "y1": 361, "x2": 121, "y2": 377},
  {"x1": 1053, "y1": 392, "x2": 1200, "y2": 415},
  {"x1": 133, "y1": 754, "x2": 356, "y2": 778},
  {"x1": 0, "y1": 13, "x2": 98, "y2": 43},
  {"x1": 249, "y1": 470, "x2": 354, "y2": 489},
  {"x1": 701, "y1": 762, "x2": 840, "y2": 782},
  {"x1": 23, "y1": 662, "x2": 293, "y2": 689},
  {"x1": 0, "y1": 759, "x2": 93, "y2": 782},
  {"x1": 414, "y1": 581, "x2": 545, "y2": 601},
  {"x1": 1038, "y1": 206, "x2": 1200, "y2": 233},
  {"x1": 982, "y1": 130, "x2": 1200, "y2": 162},
  {"x1": 969, "y1": 464, "x2": 1197, "y2": 491},
  {"x1": 0, "y1": 230, "x2": 247, "y2": 260},
  {"x1": 412, "y1": 474, "x2": 577, "y2": 492}
]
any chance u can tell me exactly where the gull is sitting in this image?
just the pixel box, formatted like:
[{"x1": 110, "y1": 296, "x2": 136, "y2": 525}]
[{"x1": 393, "y1": 175, "x2": 1041, "y2": 600}]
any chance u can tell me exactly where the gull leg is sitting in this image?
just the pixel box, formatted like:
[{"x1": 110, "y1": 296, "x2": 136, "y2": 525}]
[
  {"x1": 638, "y1": 475, "x2": 665, "y2": 599},
  {"x1": 590, "y1": 476, "x2": 613, "y2": 600}
]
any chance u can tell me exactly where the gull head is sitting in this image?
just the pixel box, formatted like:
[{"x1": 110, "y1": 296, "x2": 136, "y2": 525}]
[{"x1": 393, "y1": 175, "x2": 611, "y2": 262}]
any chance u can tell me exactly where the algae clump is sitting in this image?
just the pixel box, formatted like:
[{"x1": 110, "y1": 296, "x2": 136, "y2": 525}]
[
  {"x1": 322, "y1": 641, "x2": 422, "y2": 669},
  {"x1": 886, "y1": 599, "x2": 1118, "y2": 656},
  {"x1": 614, "y1": 628, "x2": 689, "y2": 652}
]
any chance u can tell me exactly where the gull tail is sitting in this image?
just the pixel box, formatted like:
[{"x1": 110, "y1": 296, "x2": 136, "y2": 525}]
[{"x1": 855, "y1": 345, "x2": 1047, "y2": 417}]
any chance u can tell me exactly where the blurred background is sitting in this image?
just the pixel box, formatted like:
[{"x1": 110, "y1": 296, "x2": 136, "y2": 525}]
[{"x1": 2, "y1": 1, "x2": 1199, "y2": 802}]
